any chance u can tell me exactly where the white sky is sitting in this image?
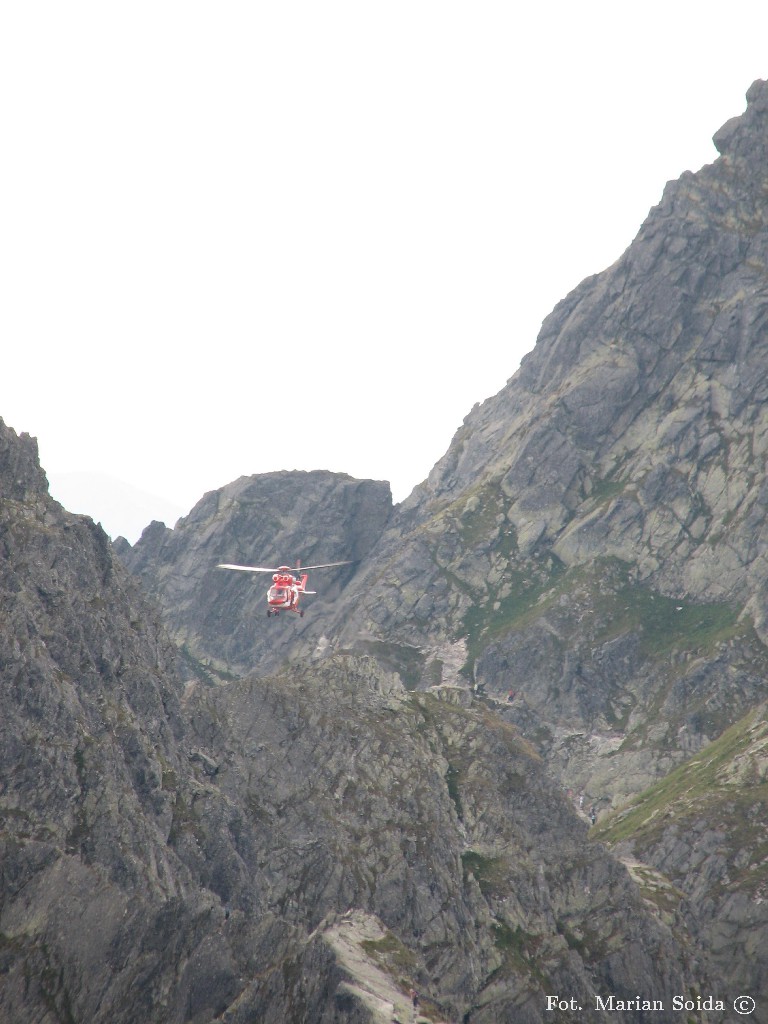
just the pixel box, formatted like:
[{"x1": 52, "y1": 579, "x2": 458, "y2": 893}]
[{"x1": 2, "y1": 2, "x2": 766, "y2": 540}]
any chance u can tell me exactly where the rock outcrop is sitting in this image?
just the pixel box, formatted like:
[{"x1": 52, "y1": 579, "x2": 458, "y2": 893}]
[
  {"x1": 184, "y1": 654, "x2": 722, "y2": 1022},
  {"x1": 0, "y1": 420, "x2": 235, "y2": 1022},
  {"x1": 596, "y1": 702, "x2": 768, "y2": 1018},
  {"x1": 120, "y1": 470, "x2": 392, "y2": 677}
]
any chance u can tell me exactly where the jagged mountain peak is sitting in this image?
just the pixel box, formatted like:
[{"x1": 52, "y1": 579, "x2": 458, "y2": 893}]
[
  {"x1": 416, "y1": 79, "x2": 768, "y2": 518},
  {"x1": 712, "y1": 77, "x2": 768, "y2": 160},
  {"x1": 0, "y1": 417, "x2": 49, "y2": 501}
]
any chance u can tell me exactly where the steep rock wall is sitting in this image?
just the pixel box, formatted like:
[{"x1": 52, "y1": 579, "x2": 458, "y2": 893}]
[
  {"x1": 120, "y1": 470, "x2": 392, "y2": 677},
  {"x1": 298, "y1": 80, "x2": 768, "y2": 797}
]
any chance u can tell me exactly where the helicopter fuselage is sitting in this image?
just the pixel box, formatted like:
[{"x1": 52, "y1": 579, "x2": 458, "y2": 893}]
[
  {"x1": 216, "y1": 559, "x2": 349, "y2": 618},
  {"x1": 267, "y1": 569, "x2": 308, "y2": 614}
]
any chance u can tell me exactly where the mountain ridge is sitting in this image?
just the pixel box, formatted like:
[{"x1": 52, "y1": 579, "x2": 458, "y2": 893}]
[{"x1": 115, "y1": 78, "x2": 768, "y2": 1015}]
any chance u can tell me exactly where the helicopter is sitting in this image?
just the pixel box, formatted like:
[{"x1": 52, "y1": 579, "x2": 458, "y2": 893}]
[{"x1": 216, "y1": 560, "x2": 352, "y2": 617}]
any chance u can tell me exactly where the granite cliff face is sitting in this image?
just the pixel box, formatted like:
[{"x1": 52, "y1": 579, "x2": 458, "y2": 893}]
[
  {"x1": 299, "y1": 78, "x2": 768, "y2": 799},
  {"x1": 119, "y1": 470, "x2": 392, "y2": 677},
  {"x1": 0, "y1": 419, "x2": 225, "y2": 1022},
  {"x1": 183, "y1": 658, "x2": 715, "y2": 1023},
  {"x1": 595, "y1": 700, "x2": 768, "y2": 1015}
]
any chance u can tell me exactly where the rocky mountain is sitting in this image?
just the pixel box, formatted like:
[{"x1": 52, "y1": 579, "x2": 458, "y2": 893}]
[
  {"x1": 123, "y1": 80, "x2": 768, "y2": 807},
  {"x1": 1, "y1": 419, "x2": 718, "y2": 1023},
  {"x1": 116, "y1": 79, "x2": 768, "y2": 1014},
  {"x1": 303, "y1": 75, "x2": 768, "y2": 804},
  {"x1": 0, "y1": 419, "x2": 221, "y2": 1021},
  {"x1": 6, "y1": 78, "x2": 768, "y2": 1022}
]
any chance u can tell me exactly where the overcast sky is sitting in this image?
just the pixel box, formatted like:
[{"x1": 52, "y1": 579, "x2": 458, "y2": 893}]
[{"x1": 2, "y1": 2, "x2": 766, "y2": 541}]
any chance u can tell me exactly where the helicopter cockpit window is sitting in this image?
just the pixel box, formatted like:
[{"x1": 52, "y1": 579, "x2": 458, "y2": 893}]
[{"x1": 269, "y1": 586, "x2": 289, "y2": 601}]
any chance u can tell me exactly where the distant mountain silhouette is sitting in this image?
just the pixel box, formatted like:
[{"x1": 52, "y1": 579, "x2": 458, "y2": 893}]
[{"x1": 48, "y1": 470, "x2": 186, "y2": 543}]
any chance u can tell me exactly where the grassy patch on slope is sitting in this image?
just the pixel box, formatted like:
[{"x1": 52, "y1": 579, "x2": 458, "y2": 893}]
[
  {"x1": 458, "y1": 553, "x2": 744, "y2": 683},
  {"x1": 592, "y1": 581, "x2": 742, "y2": 660},
  {"x1": 459, "y1": 555, "x2": 567, "y2": 678},
  {"x1": 593, "y1": 703, "x2": 768, "y2": 849}
]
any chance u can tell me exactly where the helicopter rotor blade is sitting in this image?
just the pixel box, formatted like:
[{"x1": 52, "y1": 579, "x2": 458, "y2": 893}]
[
  {"x1": 299, "y1": 561, "x2": 353, "y2": 571},
  {"x1": 216, "y1": 564, "x2": 278, "y2": 573},
  {"x1": 217, "y1": 560, "x2": 353, "y2": 574}
]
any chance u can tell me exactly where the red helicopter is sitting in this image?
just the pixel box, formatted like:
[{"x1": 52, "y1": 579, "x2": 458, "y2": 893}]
[{"x1": 216, "y1": 559, "x2": 351, "y2": 617}]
